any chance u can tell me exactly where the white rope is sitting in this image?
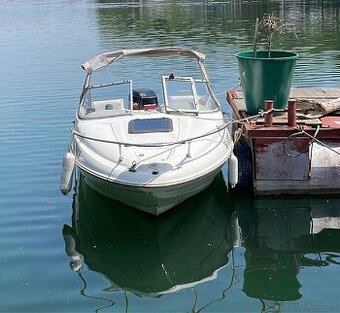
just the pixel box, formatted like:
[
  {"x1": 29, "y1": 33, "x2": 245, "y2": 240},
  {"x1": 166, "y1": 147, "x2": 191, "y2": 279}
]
[
  {"x1": 297, "y1": 126, "x2": 340, "y2": 157},
  {"x1": 282, "y1": 124, "x2": 340, "y2": 158},
  {"x1": 69, "y1": 107, "x2": 278, "y2": 148},
  {"x1": 233, "y1": 128, "x2": 244, "y2": 143},
  {"x1": 70, "y1": 121, "x2": 229, "y2": 148}
]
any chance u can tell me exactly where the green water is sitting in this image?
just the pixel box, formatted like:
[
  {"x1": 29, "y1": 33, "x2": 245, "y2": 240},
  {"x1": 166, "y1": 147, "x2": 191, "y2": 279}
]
[{"x1": 1, "y1": 1, "x2": 340, "y2": 312}]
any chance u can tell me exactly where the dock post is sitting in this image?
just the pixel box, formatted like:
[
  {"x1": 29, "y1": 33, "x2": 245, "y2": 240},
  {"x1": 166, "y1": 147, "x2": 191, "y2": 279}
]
[
  {"x1": 288, "y1": 99, "x2": 297, "y2": 127},
  {"x1": 264, "y1": 100, "x2": 273, "y2": 127}
]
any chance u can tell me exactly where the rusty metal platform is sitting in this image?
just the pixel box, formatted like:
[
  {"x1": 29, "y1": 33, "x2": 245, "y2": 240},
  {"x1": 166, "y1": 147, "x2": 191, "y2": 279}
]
[{"x1": 227, "y1": 88, "x2": 340, "y2": 195}]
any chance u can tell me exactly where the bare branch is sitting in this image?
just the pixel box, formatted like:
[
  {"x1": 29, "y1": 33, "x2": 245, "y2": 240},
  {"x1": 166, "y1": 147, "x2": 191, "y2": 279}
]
[{"x1": 253, "y1": 14, "x2": 297, "y2": 57}]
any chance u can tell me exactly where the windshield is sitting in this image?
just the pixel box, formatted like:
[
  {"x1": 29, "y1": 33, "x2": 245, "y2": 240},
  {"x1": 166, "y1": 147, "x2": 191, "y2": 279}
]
[
  {"x1": 78, "y1": 80, "x2": 132, "y2": 119},
  {"x1": 162, "y1": 76, "x2": 219, "y2": 113}
]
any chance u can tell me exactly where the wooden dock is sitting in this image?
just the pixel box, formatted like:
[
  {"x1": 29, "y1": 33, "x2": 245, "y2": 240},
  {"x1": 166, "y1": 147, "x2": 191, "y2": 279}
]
[{"x1": 227, "y1": 87, "x2": 340, "y2": 195}]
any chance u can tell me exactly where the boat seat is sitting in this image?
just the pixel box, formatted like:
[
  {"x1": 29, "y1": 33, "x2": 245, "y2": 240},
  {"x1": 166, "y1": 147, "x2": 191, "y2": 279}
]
[
  {"x1": 92, "y1": 99, "x2": 124, "y2": 112},
  {"x1": 168, "y1": 95, "x2": 195, "y2": 110}
]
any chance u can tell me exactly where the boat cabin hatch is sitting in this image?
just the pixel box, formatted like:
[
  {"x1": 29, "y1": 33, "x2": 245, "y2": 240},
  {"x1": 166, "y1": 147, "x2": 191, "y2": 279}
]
[{"x1": 128, "y1": 117, "x2": 173, "y2": 134}]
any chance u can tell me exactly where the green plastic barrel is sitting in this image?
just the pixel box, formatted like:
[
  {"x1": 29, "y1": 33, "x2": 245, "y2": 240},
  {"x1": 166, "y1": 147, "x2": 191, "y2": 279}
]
[{"x1": 236, "y1": 50, "x2": 299, "y2": 115}]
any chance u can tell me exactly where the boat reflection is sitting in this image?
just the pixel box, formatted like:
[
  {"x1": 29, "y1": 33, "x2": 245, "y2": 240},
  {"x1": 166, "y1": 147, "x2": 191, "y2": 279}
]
[
  {"x1": 236, "y1": 193, "x2": 340, "y2": 312},
  {"x1": 63, "y1": 173, "x2": 238, "y2": 299}
]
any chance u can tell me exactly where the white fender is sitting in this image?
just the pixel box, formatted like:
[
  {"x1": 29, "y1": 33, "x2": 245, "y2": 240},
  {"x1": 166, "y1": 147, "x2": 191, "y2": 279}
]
[
  {"x1": 230, "y1": 211, "x2": 240, "y2": 248},
  {"x1": 60, "y1": 152, "x2": 75, "y2": 195},
  {"x1": 228, "y1": 153, "x2": 238, "y2": 188},
  {"x1": 62, "y1": 225, "x2": 83, "y2": 272}
]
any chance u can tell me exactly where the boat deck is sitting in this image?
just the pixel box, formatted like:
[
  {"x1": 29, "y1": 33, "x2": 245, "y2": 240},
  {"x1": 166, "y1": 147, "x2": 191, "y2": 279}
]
[{"x1": 227, "y1": 87, "x2": 340, "y2": 195}]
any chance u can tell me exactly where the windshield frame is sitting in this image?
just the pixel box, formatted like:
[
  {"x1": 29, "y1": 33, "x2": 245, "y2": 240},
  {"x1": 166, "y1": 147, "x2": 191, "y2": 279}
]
[{"x1": 78, "y1": 79, "x2": 133, "y2": 119}]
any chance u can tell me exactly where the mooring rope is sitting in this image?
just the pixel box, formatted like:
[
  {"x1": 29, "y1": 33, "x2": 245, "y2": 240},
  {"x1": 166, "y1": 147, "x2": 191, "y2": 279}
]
[
  {"x1": 70, "y1": 106, "x2": 340, "y2": 159},
  {"x1": 230, "y1": 108, "x2": 340, "y2": 159},
  {"x1": 282, "y1": 125, "x2": 320, "y2": 158},
  {"x1": 296, "y1": 125, "x2": 340, "y2": 157},
  {"x1": 70, "y1": 121, "x2": 229, "y2": 148},
  {"x1": 69, "y1": 107, "x2": 279, "y2": 148}
]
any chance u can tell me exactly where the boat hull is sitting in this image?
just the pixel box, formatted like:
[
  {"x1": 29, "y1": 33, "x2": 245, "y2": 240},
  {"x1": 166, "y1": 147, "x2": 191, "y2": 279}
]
[
  {"x1": 79, "y1": 164, "x2": 224, "y2": 215},
  {"x1": 61, "y1": 47, "x2": 236, "y2": 214}
]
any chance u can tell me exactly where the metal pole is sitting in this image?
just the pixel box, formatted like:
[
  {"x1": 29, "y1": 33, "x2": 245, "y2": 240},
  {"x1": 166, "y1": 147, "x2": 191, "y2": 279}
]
[
  {"x1": 264, "y1": 100, "x2": 273, "y2": 126},
  {"x1": 288, "y1": 99, "x2": 297, "y2": 127}
]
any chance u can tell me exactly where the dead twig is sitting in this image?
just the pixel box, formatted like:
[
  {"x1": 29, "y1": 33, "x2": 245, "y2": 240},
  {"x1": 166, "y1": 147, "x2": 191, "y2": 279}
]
[{"x1": 254, "y1": 14, "x2": 297, "y2": 57}]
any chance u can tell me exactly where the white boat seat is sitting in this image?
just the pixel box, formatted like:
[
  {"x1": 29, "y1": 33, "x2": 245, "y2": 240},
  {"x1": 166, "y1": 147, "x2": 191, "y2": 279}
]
[
  {"x1": 168, "y1": 95, "x2": 195, "y2": 110},
  {"x1": 92, "y1": 99, "x2": 124, "y2": 112}
]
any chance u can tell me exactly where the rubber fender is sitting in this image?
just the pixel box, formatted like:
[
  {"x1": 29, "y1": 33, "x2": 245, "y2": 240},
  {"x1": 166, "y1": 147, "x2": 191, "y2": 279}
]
[
  {"x1": 60, "y1": 152, "x2": 75, "y2": 195},
  {"x1": 228, "y1": 153, "x2": 238, "y2": 188},
  {"x1": 233, "y1": 142, "x2": 253, "y2": 189}
]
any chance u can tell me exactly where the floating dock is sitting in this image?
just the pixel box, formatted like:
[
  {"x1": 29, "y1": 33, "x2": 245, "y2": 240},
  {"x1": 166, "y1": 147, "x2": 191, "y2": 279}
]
[{"x1": 227, "y1": 88, "x2": 340, "y2": 195}]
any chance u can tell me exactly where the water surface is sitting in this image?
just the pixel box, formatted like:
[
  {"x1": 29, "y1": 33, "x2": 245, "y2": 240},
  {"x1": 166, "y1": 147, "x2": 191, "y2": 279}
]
[{"x1": 1, "y1": 1, "x2": 340, "y2": 312}]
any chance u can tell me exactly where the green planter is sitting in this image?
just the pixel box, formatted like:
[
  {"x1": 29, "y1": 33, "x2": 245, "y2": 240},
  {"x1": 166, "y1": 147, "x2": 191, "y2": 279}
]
[{"x1": 236, "y1": 50, "x2": 299, "y2": 115}]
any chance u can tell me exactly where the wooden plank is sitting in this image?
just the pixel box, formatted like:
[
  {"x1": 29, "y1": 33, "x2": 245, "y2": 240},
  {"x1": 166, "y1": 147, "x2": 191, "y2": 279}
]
[
  {"x1": 227, "y1": 88, "x2": 340, "y2": 125},
  {"x1": 234, "y1": 99, "x2": 246, "y2": 111},
  {"x1": 290, "y1": 88, "x2": 340, "y2": 99},
  {"x1": 230, "y1": 88, "x2": 340, "y2": 102}
]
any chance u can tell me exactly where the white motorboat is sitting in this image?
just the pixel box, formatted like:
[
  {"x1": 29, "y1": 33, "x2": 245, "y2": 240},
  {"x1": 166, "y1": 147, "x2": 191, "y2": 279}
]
[{"x1": 61, "y1": 47, "x2": 236, "y2": 215}]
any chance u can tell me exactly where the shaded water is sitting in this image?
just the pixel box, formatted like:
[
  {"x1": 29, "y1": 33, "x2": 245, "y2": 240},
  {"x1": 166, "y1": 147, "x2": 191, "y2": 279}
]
[{"x1": 1, "y1": 0, "x2": 340, "y2": 312}]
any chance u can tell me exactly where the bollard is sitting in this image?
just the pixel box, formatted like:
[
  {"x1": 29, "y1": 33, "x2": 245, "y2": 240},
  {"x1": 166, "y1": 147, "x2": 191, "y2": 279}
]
[
  {"x1": 288, "y1": 99, "x2": 297, "y2": 127},
  {"x1": 264, "y1": 100, "x2": 273, "y2": 127}
]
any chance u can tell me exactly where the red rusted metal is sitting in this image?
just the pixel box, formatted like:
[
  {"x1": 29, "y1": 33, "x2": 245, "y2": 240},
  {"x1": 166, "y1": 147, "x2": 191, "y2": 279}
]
[
  {"x1": 320, "y1": 116, "x2": 340, "y2": 128},
  {"x1": 226, "y1": 88, "x2": 340, "y2": 195},
  {"x1": 264, "y1": 100, "x2": 273, "y2": 127},
  {"x1": 254, "y1": 138, "x2": 311, "y2": 180},
  {"x1": 242, "y1": 123, "x2": 340, "y2": 138},
  {"x1": 288, "y1": 99, "x2": 297, "y2": 127}
]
